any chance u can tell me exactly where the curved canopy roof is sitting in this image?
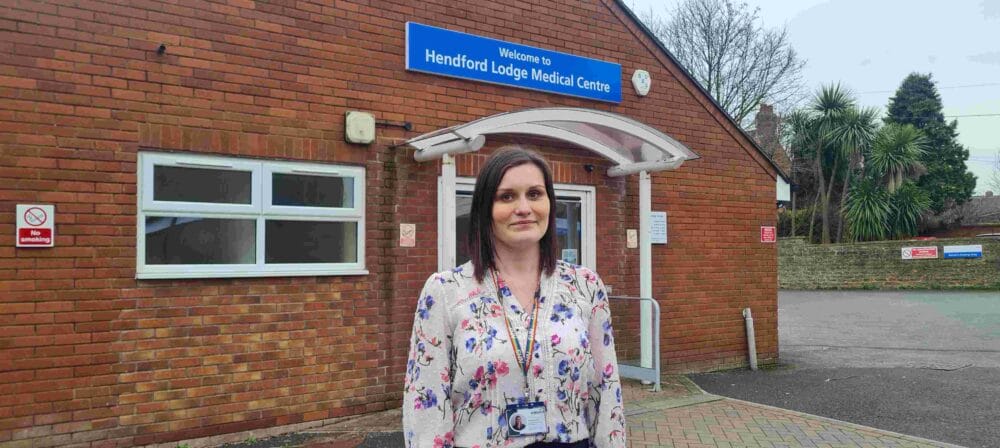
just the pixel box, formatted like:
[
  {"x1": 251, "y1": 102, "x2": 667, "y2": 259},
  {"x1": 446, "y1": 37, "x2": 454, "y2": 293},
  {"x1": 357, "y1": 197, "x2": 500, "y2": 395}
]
[{"x1": 405, "y1": 107, "x2": 700, "y2": 177}]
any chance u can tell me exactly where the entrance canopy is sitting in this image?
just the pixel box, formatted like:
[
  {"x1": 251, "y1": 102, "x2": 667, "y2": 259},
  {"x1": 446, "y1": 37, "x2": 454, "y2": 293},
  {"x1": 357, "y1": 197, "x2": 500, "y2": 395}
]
[{"x1": 404, "y1": 107, "x2": 699, "y2": 176}]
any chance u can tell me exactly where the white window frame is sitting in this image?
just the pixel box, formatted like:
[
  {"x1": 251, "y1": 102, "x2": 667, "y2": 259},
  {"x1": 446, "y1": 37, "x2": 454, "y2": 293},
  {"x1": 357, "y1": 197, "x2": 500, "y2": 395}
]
[
  {"x1": 439, "y1": 176, "x2": 596, "y2": 270},
  {"x1": 137, "y1": 151, "x2": 367, "y2": 279}
]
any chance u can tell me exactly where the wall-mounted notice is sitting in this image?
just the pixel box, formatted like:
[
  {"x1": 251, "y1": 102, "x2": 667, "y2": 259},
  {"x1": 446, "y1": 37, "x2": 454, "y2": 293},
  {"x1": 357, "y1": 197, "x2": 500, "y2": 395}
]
[
  {"x1": 901, "y1": 246, "x2": 938, "y2": 260},
  {"x1": 943, "y1": 245, "x2": 982, "y2": 259},
  {"x1": 400, "y1": 223, "x2": 416, "y2": 247},
  {"x1": 16, "y1": 204, "x2": 55, "y2": 248},
  {"x1": 760, "y1": 226, "x2": 776, "y2": 243},
  {"x1": 650, "y1": 212, "x2": 667, "y2": 244},
  {"x1": 406, "y1": 22, "x2": 622, "y2": 103}
]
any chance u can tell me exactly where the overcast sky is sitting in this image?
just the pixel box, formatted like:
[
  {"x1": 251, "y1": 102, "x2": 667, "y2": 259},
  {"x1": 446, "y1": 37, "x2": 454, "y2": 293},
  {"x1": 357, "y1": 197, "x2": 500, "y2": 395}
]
[{"x1": 626, "y1": 0, "x2": 999, "y2": 194}]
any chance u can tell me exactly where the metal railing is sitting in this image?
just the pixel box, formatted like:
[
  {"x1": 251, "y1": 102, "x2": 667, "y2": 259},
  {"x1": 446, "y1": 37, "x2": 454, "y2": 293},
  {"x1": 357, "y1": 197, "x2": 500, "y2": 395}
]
[{"x1": 608, "y1": 296, "x2": 661, "y2": 391}]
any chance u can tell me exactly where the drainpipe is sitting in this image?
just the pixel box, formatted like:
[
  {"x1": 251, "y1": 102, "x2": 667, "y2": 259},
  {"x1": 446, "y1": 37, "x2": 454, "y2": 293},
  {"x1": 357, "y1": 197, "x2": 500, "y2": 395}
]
[{"x1": 743, "y1": 307, "x2": 758, "y2": 370}]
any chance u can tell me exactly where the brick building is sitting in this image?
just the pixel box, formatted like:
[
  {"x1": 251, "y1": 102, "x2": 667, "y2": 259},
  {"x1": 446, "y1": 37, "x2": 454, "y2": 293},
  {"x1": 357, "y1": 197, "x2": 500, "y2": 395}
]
[{"x1": 0, "y1": 1, "x2": 784, "y2": 446}]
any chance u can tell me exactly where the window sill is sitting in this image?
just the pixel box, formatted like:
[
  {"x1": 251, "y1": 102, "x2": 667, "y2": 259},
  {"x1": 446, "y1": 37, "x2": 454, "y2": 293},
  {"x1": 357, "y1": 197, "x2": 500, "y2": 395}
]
[{"x1": 135, "y1": 268, "x2": 370, "y2": 280}]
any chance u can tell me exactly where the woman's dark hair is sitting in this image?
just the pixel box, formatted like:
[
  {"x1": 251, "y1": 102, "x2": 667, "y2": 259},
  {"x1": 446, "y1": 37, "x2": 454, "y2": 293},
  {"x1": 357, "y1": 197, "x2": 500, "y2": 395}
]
[{"x1": 467, "y1": 146, "x2": 558, "y2": 282}]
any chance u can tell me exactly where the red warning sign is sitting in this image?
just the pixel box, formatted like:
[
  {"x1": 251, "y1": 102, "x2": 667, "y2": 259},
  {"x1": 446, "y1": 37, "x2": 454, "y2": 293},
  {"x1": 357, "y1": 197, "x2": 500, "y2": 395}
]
[
  {"x1": 760, "y1": 226, "x2": 776, "y2": 243},
  {"x1": 18, "y1": 228, "x2": 52, "y2": 245},
  {"x1": 16, "y1": 204, "x2": 55, "y2": 247}
]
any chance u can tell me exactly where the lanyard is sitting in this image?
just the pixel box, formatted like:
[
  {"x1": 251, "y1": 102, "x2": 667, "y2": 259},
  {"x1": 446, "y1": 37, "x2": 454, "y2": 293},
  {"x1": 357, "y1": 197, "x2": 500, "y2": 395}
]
[{"x1": 493, "y1": 271, "x2": 540, "y2": 396}]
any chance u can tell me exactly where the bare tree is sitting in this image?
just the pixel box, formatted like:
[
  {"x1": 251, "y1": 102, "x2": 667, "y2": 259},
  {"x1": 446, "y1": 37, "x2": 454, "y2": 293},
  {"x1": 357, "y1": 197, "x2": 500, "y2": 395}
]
[{"x1": 635, "y1": 0, "x2": 806, "y2": 127}]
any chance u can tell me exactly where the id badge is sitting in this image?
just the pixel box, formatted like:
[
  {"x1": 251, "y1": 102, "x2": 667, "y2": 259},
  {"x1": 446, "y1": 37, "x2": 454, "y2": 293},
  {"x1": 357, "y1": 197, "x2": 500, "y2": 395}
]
[{"x1": 504, "y1": 401, "x2": 547, "y2": 437}]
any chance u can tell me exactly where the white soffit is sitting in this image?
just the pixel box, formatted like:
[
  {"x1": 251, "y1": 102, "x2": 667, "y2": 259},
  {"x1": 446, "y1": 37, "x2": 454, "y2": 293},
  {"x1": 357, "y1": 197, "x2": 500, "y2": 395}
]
[{"x1": 405, "y1": 107, "x2": 700, "y2": 176}]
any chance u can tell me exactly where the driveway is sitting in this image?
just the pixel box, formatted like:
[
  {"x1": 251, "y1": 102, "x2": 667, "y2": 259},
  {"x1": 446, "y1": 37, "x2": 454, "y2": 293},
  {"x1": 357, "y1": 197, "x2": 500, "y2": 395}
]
[{"x1": 690, "y1": 290, "x2": 1000, "y2": 448}]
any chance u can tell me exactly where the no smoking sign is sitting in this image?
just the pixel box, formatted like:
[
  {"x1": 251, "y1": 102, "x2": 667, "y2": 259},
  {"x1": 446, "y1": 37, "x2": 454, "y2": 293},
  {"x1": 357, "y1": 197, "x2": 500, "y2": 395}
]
[{"x1": 16, "y1": 204, "x2": 55, "y2": 247}]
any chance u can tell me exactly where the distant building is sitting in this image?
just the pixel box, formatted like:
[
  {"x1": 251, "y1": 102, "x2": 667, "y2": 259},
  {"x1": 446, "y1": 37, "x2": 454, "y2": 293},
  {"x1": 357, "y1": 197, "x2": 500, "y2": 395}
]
[
  {"x1": 748, "y1": 104, "x2": 792, "y2": 175},
  {"x1": 922, "y1": 192, "x2": 1000, "y2": 237}
]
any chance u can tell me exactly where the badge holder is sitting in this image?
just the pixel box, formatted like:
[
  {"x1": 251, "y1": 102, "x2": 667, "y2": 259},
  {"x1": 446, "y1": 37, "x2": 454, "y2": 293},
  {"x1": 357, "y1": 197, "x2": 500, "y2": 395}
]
[{"x1": 505, "y1": 401, "x2": 547, "y2": 437}]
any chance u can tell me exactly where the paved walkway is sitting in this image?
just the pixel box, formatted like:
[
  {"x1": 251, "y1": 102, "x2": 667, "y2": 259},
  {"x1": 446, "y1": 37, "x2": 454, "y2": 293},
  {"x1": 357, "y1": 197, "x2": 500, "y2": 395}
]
[{"x1": 210, "y1": 376, "x2": 961, "y2": 448}]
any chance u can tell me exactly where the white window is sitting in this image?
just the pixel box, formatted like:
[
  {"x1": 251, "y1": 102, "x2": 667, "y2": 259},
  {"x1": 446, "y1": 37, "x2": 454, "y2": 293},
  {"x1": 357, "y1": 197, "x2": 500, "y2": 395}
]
[
  {"x1": 137, "y1": 152, "x2": 366, "y2": 279},
  {"x1": 441, "y1": 177, "x2": 595, "y2": 270}
]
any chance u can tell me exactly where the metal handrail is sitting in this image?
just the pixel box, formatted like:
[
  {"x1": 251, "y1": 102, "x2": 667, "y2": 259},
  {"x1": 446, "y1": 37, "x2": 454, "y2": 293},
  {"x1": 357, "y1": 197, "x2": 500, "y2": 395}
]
[{"x1": 608, "y1": 295, "x2": 660, "y2": 391}]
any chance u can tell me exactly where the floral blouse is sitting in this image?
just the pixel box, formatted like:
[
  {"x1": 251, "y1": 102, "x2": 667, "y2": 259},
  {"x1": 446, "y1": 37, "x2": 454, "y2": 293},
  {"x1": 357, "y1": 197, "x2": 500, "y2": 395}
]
[{"x1": 403, "y1": 260, "x2": 626, "y2": 448}]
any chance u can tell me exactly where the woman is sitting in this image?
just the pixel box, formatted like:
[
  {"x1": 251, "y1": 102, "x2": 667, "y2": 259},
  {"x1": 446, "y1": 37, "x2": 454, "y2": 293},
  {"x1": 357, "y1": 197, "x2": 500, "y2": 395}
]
[{"x1": 403, "y1": 147, "x2": 626, "y2": 448}]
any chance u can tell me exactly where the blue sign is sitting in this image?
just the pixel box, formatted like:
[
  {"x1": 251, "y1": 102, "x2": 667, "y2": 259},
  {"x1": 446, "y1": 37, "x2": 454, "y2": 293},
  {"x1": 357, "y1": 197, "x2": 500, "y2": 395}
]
[
  {"x1": 406, "y1": 22, "x2": 621, "y2": 103},
  {"x1": 943, "y1": 244, "x2": 983, "y2": 259}
]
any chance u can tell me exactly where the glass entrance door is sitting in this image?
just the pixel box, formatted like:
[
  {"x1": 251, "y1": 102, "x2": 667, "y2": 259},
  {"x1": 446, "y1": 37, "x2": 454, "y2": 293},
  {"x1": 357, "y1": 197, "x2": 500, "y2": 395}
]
[{"x1": 446, "y1": 178, "x2": 595, "y2": 269}]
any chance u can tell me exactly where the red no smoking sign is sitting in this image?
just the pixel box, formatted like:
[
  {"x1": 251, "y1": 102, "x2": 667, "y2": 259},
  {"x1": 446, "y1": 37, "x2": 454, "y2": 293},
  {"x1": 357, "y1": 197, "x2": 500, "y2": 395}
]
[{"x1": 16, "y1": 204, "x2": 55, "y2": 247}]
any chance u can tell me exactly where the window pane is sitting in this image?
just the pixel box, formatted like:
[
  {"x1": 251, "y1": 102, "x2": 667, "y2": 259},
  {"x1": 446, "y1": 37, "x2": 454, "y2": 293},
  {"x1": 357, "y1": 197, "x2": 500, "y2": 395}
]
[
  {"x1": 272, "y1": 173, "x2": 354, "y2": 208},
  {"x1": 556, "y1": 198, "x2": 582, "y2": 264},
  {"x1": 145, "y1": 217, "x2": 255, "y2": 264},
  {"x1": 265, "y1": 220, "x2": 357, "y2": 263},
  {"x1": 455, "y1": 192, "x2": 473, "y2": 266},
  {"x1": 154, "y1": 165, "x2": 252, "y2": 204}
]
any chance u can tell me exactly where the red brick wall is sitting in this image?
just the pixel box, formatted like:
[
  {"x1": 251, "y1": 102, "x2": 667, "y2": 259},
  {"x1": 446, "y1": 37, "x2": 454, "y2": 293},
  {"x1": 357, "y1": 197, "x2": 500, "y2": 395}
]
[{"x1": 0, "y1": 0, "x2": 778, "y2": 446}]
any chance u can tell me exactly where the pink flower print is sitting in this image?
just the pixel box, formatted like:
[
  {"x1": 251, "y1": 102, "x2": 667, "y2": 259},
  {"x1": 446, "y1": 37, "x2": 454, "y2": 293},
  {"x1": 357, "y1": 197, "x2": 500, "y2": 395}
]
[
  {"x1": 474, "y1": 366, "x2": 485, "y2": 383},
  {"x1": 433, "y1": 431, "x2": 455, "y2": 448},
  {"x1": 440, "y1": 370, "x2": 450, "y2": 382},
  {"x1": 603, "y1": 363, "x2": 615, "y2": 378},
  {"x1": 532, "y1": 364, "x2": 543, "y2": 377},
  {"x1": 551, "y1": 334, "x2": 561, "y2": 346},
  {"x1": 461, "y1": 319, "x2": 470, "y2": 329},
  {"x1": 584, "y1": 271, "x2": 597, "y2": 283},
  {"x1": 490, "y1": 304, "x2": 502, "y2": 316},
  {"x1": 496, "y1": 361, "x2": 510, "y2": 376}
]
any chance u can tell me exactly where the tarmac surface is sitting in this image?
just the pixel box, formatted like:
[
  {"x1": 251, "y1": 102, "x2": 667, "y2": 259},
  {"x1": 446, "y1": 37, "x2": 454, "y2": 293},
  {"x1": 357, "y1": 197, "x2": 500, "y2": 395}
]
[{"x1": 690, "y1": 290, "x2": 1000, "y2": 448}]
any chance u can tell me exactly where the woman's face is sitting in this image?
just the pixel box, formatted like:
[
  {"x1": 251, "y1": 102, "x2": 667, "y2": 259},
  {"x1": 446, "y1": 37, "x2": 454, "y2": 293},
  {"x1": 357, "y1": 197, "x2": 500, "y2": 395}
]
[{"x1": 491, "y1": 163, "x2": 550, "y2": 252}]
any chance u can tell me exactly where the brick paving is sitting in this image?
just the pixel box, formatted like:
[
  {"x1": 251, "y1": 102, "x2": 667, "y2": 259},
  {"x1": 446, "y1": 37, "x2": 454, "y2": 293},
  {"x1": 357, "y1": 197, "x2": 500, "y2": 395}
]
[
  {"x1": 207, "y1": 376, "x2": 960, "y2": 448},
  {"x1": 623, "y1": 378, "x2": 958, "y2": 448}
]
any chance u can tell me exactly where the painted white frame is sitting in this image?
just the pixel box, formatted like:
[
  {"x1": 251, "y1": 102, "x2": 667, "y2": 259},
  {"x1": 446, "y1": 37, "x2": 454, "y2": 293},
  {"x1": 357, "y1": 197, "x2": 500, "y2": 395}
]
[
  {"x1": 438, "y1": 176, "x2": 596, "y2": 271},
  {"x1": 137, "y1": 152, "x2": 367, "y2": 279}
]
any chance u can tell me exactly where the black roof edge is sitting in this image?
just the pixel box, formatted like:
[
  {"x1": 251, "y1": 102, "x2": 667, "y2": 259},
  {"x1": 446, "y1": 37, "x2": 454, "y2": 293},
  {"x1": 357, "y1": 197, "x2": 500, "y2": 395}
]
[{"x1": 612, "y1": 0, "x2": 792, "y2": 184}]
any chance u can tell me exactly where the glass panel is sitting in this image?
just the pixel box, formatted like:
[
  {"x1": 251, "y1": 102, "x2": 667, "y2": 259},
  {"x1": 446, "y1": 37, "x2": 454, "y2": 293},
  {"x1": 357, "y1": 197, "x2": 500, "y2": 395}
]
[
  {"x1": 154, "y1": 166, "x2": 252, "y2": 204},
  {"x1": 555, "y1": 197, "x2": 582, "y2": 265},
  {"x1": 272, "y1": 173, "x2": 354, "y2": 208},
  {"x1": 145, "y1": 217, "x2": 255, "y2": 264},
  {"x1": 455, "y1": 192, "x2": 473, "y2": 266},
  {"x1": 265, "y1": 220, "x2": 357, "y2": 263},
  {"x1": 453, "y1": 192, "x2": 582, "y2": 266}
]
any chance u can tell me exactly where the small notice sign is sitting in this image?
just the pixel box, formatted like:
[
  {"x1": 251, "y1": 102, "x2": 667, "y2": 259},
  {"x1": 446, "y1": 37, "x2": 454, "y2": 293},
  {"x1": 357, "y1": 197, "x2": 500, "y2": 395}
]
[
  {"x1": 943, "y1": 245, "x2": 982, "y2": 259},
  {"x1": 901, "y1": 246, "x2": 938, "y2": 260},
  {"x1": 626, "y1": 229, "x2": 638, "y2": 249},
  {"x1": 16, "y1": 204, "x2": 55, "y2": 247},
  {"x1": 399, "y1": 223, "x2": 416, "y2": 247},
  {"x1": 650, "y1": 212, "x2": 667, "y2": 244},
  {"x1": 760, "y1": 226, "x2": 776, "y2": 243}
]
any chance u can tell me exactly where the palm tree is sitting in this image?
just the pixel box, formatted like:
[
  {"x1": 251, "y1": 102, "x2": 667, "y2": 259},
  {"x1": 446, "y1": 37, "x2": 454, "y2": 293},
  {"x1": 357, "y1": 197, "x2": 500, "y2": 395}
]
[
  {"x1": 842, "y1": 123, "x2": 931, "y2": 240},
  {"x1": 842, "y1": 176, "x2": 891, "y2": 241},
  {"x1": 786, "y1": 84, "x2": 861, "y2": 243},
  {"x1": 889, "y1": 182, "x2": 931, "y2": 238},
  {"x1": 829, "y1": 106, "x2": 880, "y2": 242},
  {"x1": 868, "y1": 124, "x2": 927, "y2": 193}
]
